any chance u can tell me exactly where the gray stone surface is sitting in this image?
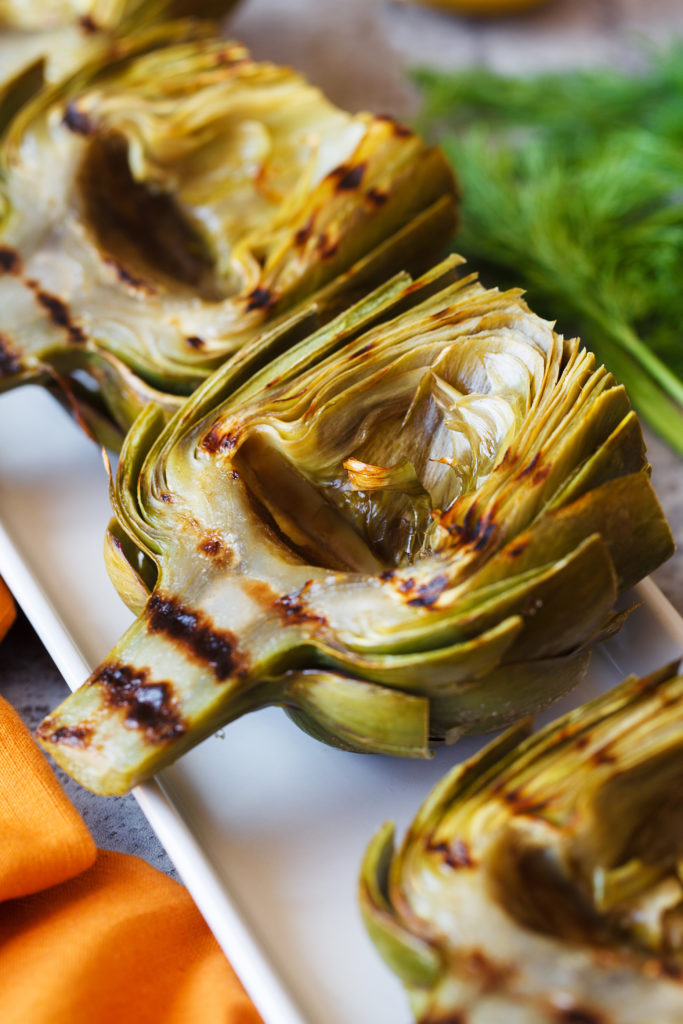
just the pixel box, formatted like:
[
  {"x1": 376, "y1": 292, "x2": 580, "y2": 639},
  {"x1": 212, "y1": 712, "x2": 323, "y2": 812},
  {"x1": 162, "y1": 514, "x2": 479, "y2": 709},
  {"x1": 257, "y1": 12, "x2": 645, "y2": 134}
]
[
  {"x1": 0, "y1": 0, "x2": 681, "y2": 878},
  {"x1": 0, "y1": 612, "x2": 178, "y2": 877}
]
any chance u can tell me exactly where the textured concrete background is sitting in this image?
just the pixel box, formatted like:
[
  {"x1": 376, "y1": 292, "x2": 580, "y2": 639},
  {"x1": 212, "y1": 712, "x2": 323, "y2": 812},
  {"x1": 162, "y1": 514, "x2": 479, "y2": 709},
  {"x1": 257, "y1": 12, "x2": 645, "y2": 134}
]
[{"x1": 1, "y1": 0, "x2": 681, "y2": 875}]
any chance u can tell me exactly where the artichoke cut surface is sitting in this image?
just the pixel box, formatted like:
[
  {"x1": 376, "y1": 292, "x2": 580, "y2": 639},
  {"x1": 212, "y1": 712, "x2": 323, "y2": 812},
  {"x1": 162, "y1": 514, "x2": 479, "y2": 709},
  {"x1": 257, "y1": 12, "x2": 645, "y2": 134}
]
[
  {"x1": 37, "y1": 257, "x2": 673, "y2": 794},
  {"x1": 360, "y1": 659, "x2": 683, "y2": 1023},
  {"x1": 0, "y1": 25, "x2": 456, "y2": 445}
]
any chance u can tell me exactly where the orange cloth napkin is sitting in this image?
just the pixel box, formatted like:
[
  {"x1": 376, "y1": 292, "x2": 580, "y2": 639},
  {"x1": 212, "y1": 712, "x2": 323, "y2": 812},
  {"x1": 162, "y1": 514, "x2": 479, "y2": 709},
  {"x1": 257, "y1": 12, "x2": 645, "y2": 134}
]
[
  {"x1": 0, "y1": 695, "x2": 262, "y2": 1024},
  {"x1": 0, "y1": 577, "x2": 16, "y2": 644}
]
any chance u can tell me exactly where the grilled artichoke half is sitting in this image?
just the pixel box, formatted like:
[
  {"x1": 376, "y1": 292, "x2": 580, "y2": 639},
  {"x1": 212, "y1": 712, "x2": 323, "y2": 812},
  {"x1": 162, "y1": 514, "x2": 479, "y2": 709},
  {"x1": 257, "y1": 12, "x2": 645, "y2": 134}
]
[
  {"x1": 36, "y1": 257, "x2": 673, "y2": 795},
  {"x1": 360, "y1": 659, "x2": 683, "y2": 1024},
  {"x1": 0, "y1": 29, "x2": 456, "y2": 446}
]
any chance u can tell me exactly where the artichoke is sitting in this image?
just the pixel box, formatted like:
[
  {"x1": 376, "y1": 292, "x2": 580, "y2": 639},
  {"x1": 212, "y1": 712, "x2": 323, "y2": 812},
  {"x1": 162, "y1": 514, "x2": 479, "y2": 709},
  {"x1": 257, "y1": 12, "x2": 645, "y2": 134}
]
[
  {"x1": 36, "y1": 257, "x2": 673, "y2": 794},
  {"x1": 0, "y1": 0, "x2": 241, "y2": 77},
  {"x1": 0, "y1": 3, "x2": 239, "y2": 133},
  {"x1": 0, "y1": 0, "x2": 235, "y2": 27},
  {"x1": 0, "y1": 28, "x2": 456, "y2": 446},
  {"x1": 360, "y1": 659, "x2": 683, "y2": 1023}
]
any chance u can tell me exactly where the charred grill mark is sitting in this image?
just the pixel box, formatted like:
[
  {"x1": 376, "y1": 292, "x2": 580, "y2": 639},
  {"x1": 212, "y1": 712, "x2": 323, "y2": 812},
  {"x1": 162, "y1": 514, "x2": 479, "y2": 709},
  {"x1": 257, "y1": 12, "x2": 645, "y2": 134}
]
[
  {"x1": 473, "y1": 518, "x2": 497, "y2": 552},
  {"x1": 592, "y1": 745, "x2": 616, "y2": 765},
  {"x1": 462, "y1": 502, "x2": 478, "y2": 539},
  {"x1": 430, "y1": 306, "x2": 454, "y2": 321},
  {"x1": 427, "y1": 837, "x2": 475, "y2": 869},
  {"x1": 354, "y1": 342, "x2": 375, "y2": 359},
  {"x1": 332, "y1": 162, "x2": 367, "y2": 192},
  {"x1": 160, "y1": 493, "x2": 173, "y2": 503},
  {"x1": 146, "y1": 594, "x2": 247, "y2": 681},
  {"x1": 448, "y1": 505, "x2": 498, "y2": 553},
  {"x1": 498, "y1": 447, "x2": 518, "y2": 468},
  {"x1": 294, "y1": 215, "x2": 315, "y2": 246},
  {"x1": 376, "y1": 113, "x2": 413, "y2": 137},
  {"x1": 35, "y1": 288, "x2": 86, "y2": 343},
  {"x1": 408, "y1": 574, "x2": 449, "y2": 608},
  {"x1": 0, "y1": 334, "x2": 22, "y2": 376},
  {"x1": 397, "y1": 577, "x2": 416, "y2": 594},
  {"x1": 94, "y1": 662, "x2": 186, "y2": 743},
  {"x1": 0, "y1": 246, "x2": 21, "y2": 274},
  {"x1": 316, "y1": 232, "x2": 339, "y2": 260},
  {"x1": 366, "y1": 186, "x2": 388, "y2": 207},
  {"x1": 198, "y1": 534, "x2": 232, "y2": 567},
  {"x1": 507, "y1": 540, "x2": 528, "y2": 558},
  {"x1": 245, "y1": 286, "x2": 274, "y2": 312},
  {"x1": 201, "y1": 424, "x2": 240, "y2": 455},
  {"x1": 500, "y1": 787, "x2": 549, "y2": 817},
  {"x1": 553, "y1": 724, "x2": 585, "y2": 747},
  {"x1": 199, "y1": 536, "x2": 223, "y2": 556},
  {"x1": 78, "y1": 14, "x2": 99, "y2": 33},
  {"x1": 63, "y1": 102, "x2": 96, "y2": 136},
  {"x1": 555, "y1": 1009, "x2": 605, "y2": 1024},
  {"x1": 105, "y1": 257, "x2": 150, "y2": 291},
  {"x1": 532, "y1": 462, "x2": 552, "y2": 485},
  {"x1": 186, "y1": 335, "x2": 205, "y2": 350},
  {"x1": 379, "y1": 569, "x2": 395, "y2": 581},
  {"x1": 273, "y1": 387, "x2": 307, "y2": 405},
  {"x1": 37, "y1": 722, "x2": 92, "y2": 748},
  {"x1": 516, "y1": 452, "x2": 541, "y2": 479},
  {"x1": 36, "y1": 291, "x2": 70, "y2": 329},
  {"x1": 274, "y1": 586, "x2": 327, "y2": 627}
]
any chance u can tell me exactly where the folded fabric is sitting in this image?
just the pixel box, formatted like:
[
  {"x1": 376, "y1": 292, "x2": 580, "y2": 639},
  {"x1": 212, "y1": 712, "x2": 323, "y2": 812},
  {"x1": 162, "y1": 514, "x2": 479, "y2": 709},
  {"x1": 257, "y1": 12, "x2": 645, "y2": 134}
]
[
  {"x1": 0, "y1": 694, "x2": 262, "y2": 1024},
  {"x1": 0, "y1": 577, "x2": 16, "y2": 645}
]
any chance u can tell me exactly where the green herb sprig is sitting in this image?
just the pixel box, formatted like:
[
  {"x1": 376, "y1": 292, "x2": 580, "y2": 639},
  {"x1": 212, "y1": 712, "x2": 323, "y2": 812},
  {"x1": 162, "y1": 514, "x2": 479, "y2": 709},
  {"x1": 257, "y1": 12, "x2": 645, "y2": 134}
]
[{"x1": 414, "y1": 48, "x2": 683, "y2": 454}]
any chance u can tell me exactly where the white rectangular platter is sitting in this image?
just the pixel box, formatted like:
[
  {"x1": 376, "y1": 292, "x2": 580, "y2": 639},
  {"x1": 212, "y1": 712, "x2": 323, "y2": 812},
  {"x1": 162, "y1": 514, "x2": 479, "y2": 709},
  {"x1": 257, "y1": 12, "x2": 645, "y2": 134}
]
[{"x1": 1, "y1": 384, "x2": 682, "y2": 1024}]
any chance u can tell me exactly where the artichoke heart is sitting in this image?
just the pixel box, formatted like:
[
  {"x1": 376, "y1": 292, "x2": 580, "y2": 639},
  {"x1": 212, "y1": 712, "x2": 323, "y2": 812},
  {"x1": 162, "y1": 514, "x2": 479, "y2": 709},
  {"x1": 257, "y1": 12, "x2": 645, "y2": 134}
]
[
  {"x1": 360, "y1": 659, "x2": 683, "y2": 1024},
  {"x1": 37, "y1": 257, "x2": 673, "y2": 794},
  {"x1": 0, "y1": 27, "x2": 456, "y2": 445}
]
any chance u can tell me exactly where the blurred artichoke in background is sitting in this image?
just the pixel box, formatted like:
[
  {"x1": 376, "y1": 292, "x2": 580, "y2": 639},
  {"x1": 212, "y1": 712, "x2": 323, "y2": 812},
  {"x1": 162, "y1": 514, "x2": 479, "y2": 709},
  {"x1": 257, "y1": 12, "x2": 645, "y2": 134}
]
[
  {"x1": 0, "y1": 27, "x2": 455, "y2": 447},
  {"x1": 0, "y1": 1, "x2": 239, "y2": 127},
  {"x1": 411, "y1": 0, "x2": 547, "y2": 15},
  {"x1": 360, "y1": 659, "x2": 683, "y2": 1023},
  {"x1": 36, "y1": 256, "x2": 672, "y2": 794}
]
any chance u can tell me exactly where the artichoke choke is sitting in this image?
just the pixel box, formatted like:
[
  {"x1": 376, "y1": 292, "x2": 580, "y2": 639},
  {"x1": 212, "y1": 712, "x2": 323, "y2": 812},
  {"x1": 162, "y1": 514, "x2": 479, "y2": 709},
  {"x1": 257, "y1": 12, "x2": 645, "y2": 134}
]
[
  {"x1": 360, "y1": 659, "x2": 683, "y2": 1023},
  {"x1": 37, "y1": 257, "x2": 673, "y2": 794}
]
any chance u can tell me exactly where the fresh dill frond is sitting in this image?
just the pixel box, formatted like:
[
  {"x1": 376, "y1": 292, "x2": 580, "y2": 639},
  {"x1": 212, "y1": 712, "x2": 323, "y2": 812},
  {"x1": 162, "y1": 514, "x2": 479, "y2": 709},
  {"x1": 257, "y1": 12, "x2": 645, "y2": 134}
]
[{"x1": 414, "y1": 47, "x2": 683, "y2": 454}]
